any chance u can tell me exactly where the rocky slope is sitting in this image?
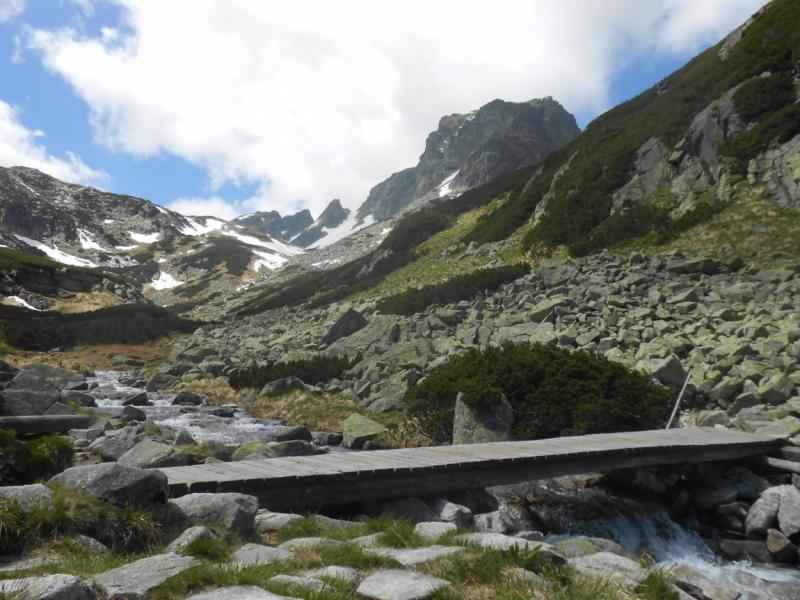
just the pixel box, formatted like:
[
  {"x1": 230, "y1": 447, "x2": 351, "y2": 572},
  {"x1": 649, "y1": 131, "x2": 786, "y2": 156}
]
[{"x1": 357, "y1": 97, "x2": 579, "y2": 223}]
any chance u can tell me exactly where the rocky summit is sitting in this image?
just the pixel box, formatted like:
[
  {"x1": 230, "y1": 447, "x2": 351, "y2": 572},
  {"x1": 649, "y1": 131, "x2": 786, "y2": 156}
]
[{"x1": 1, "y1": 2, "x2": 800, "y2": 599}]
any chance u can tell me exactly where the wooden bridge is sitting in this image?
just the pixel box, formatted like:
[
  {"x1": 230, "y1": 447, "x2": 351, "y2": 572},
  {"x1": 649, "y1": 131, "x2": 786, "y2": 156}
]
[{"x1": 157, "y1": 427, "x2": 786, "y2": 510}]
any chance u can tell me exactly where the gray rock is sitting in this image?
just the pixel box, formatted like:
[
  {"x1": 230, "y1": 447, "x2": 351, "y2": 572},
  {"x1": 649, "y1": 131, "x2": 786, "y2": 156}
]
[
  {"x1": 746, "y1": 487, "x2": 782, "y2": 539},
  {"x1": 118, "y1": 439, "x2": 193, "y2": 469},
  {"x1": 254, "y1": 511, "x2": 303, "y2": 533},
  {"x1": 777, "y1": 484, "x2": 800, "y2": 538},
  {"x1": 278, "y1": 537, "x2": 345, "y2": 551},
  {"x1": 301, "y1": 566, "x2": 359, "y2": 584},
  {"x1": 0, "y1": 574, "x2": 97, "y2": 600},
  {"x1": 170, "y1": 493, "x2": 258, "y2": 536},
  {"x1": 122, "y1": 391, "x2": 149, "y2": 406},
  {"x1": 260, "y1": 377, "x2": 305, "y2": 396},
  {"x1": 697, "y1": 409, "x2": 730, "y2": 427},
  {"x1": 382, "y1": 497, "x2": 435, "y2": 524},
  {"x1": 322, "y1": 309, "x2": 369, "y2": 345},
  {"x1": 766, "y1": 528, "x2": 797, "y2": 563},
  {"x1": 717, "y1": 538, "x2": 774, "y2": 563},
  {"x1": 268, "y1": 574, "x2": 330, "y2": 594},
  {"x1": 357, "y1": 570, "x2": 450, "y2": 600},
  {"x1": 365, "y1": 545, "x2": 464, "y2": 566},
  {"x1": 60, "y1": 390, "x2": 96, "y2": 407},
  {"x1": 454, "y1": 533, "x2": 565, "y2": 565},
  {"x1": 0, "y1": 484, "x2": 55, "y2": 515},
  {"x1": 427, "y1": 498, "x2": 473, "y2": 528},
  {"x1": 187, "y1": 586, "x2": 289, "y2": 600},
  {"x1": 570, "y1": 552, "x2": 646, "y2": 590},
  {"x1": 49, "y1": 463, "x2": 168, "y2": 510},
  {"x1": 414, "y1": 522, "x2": 456, "y2": 542},
  {"x1": 121, "y1": 406, "x2": 146, "y2": 422},
  {"x1": 171, "y1": 391, "x2": 205, "y2": 406},
  {"x1": 232, "y1": 543, "x2": 294, "y2": 566},
  {"x1": 166, "y1": 526, "x2": 217, "y2": 554},
  {"x1": 146, "y1": 373, "x2": 179, "y2": 392},
  {"x1": 649, "y1": 355, "x2": 687, "y2": 387},
  {"x1": 73, "y1": 535, "x2": 108, "y2": 555},
  {"x1": 759, "y1": 373, "x2": 794, "y2": 405},
  {"x1": 341, "y1": 413, "x2": 385, "y2": 449},
  {"x1": 554, "y1": 536, "x2": 628, "y2": 559},
  {"x1": 452, "y1": 392, "x2": 513, "y2": 444},
  {"x1": 88, "y1": 426, "x2": 144, "y2": 461},
  {"x1": 93, "y1": 553, "x2": 200, "y2": 600},
  {"x1": 756, "y1": 416, "x2": 800, "y2": 437},
  {"x1": 667, "y1": 563, "x2": 739, "y2": 600}
]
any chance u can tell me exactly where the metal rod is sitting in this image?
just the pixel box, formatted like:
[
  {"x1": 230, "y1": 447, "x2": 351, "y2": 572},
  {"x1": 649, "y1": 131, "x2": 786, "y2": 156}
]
[{"x1": 665, "y1": 371, "x2": 692, "y2": 429}]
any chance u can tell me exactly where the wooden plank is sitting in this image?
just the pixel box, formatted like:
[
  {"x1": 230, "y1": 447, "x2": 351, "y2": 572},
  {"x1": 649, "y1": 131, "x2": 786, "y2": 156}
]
[{"x1": 0, "y1": 415, "x2": 95, "y2": 435}]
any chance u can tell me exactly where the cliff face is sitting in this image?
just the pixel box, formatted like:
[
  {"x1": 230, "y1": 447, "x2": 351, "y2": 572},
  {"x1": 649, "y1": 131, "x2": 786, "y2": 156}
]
[{"x1": 356, "y1": 97, "x2": 579, "y2": 222}]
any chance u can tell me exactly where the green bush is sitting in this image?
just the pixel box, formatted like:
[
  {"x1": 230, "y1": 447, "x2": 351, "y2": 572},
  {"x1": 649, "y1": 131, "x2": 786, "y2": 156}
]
[
  {"x1": 376, "y1": 264, "x2": 530, "y2": 315},
  {"x1": 0, "y1": 431, "x2": 74, "y2": 484},
  {"x1": 732, "y1": 71, "x2": 796, "y2": 123},
  {"x1": 228, "y1": 354, "x2": 357, "y2": 389},
  {"x1": 405, "y1": 342, "x2": 673, "y2": 443}
]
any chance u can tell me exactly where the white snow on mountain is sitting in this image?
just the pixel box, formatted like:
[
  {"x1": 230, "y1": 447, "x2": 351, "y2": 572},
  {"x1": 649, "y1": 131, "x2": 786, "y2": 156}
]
[
  {"x1": 15, "y1": 235, "x2": 98, "y2": 267},
  {"x1": 307, "y1": 213, "x2": 375, "y2": 250},
  {"x1": 222, "y1": 228, "x2": 303, "y2": 256},
  {"x1": 78, "y1": 229, "x2": 105, "y2": 251},
  {"x1": 180, "y1": 217, "x2": 225, "y2": 236},
  {"x1": 437, "y1": 170, "x2": 460, "y2": 197},
  {"x1": 150, "y1": 271, "x2": 183, "y2": 290},
  {"x1": 128, "y1": 231, "x2": 161, "y2": 244},
  {"x1": 8, "y1": 296, "x2": 40, "y2": 311}
]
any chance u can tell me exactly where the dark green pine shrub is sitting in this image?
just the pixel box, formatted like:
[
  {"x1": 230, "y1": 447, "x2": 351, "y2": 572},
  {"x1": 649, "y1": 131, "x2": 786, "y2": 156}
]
[
  {"x1": 228, "y1": 355, "x2": 358, "y2": 390},
  {"x1": 375, "y1": 264, "x2": 530, "y2": 315},
  {"x1": 405, "y1": 342, "x2": 673, "y2": 443},
  {"x1": 0, "y1": 430, "x2": 74, "y2": 484}
]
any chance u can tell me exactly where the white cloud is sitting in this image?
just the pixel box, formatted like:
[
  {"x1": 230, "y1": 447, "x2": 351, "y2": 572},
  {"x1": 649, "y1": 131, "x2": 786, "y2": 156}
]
[
  {"x1": 0, "y1": 0, "x2": 23, "y2": 23},
  {"x1": 25, "y1": 0, "x2": 766, "y2": 217},
  {"x1": 168, "y1": 195, "x2": 243, "y2": 220},
  {"x1": 0, "y1": 99, "x2": 107, "y2": 185}
]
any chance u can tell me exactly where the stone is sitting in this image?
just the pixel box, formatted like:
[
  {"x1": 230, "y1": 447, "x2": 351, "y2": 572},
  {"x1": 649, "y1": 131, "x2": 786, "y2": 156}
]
[
  {"x1": 382, "y1": 497, "x2": 435, "y2": 524},
  {"x1": 414, "y1": 521, "x2": 456, "y2": 542},
  {"x1": 717, "y1": 539, "x2": 773, "y2": 563},
  {"x1": 696, "y1": 409, "x2": 730, "y2": 427},
  {"x1": 255, "y1": 511, "x2": 304, "y2": 533},
  {"x1": 366, "y1": 545, "x2": 464, "y2": 566},
  {"x1": 667, "y1": 563, "x2": 739, "y2": 600},
  {"x1": 0, "y1": 574, "x2": 97, "y2": 600},
  {"x1": 89, "y1": 426, "x2": 143, "y2": 461},
  {"x1": 166, "y1": 526, "x2": 217, "y2": 554},
  {"x1": 268, "y1": 574, "x2": 330, "y2": 594},
  {"x1": 0, "y1": 484, "x2": 55, "y2": 515},
  {"x1": 61, "y1": 390, "x2": 96, "y2": 407},
  {"x1": 146, "y1": 373, "x2": 179, "y2": 392},
  {"x1": 174, "y1": 430, "x2": 197, "y2": 446},
  {"x1": 187, "y1": 586, "x2": 288, "y2": 600},
  {"x1": 746, "y1": 487, "x2": 782, "y2": 539},
  {"x1": 49, "y1": 463, "x2": 168, "y2": 510},
  {"x1": 74, "y1": 535, "x2": 108, "y2": 555},
  {"x1": 648, "y1": 355, "x2": 687, "y2": 387},
  {"x1": 427, "y1": 498, "x2": 473, "y2": 528},
  {"x1": 122, "y1": 391, "x2": 149, "y2": 406},
  {"x1": 121, "y1": 406, "x2": 147, "y2": 422},
  {"x1": 570, "y1": 552, "x2": 646, "y2": 590},
  {"x1": 323, "y1": 309, "x2": 369, "y2": 345},
  {"x1": 756, "y1": 416, "x2": 800, "y2": 437},
  {"x1": 232, "y1": 543, "x2": 294, "y2": 566},
  {"x1": 777, "y1": 484, "x2": 800, "y2": 537},
  {"x1": 554, "y1": 536, "x2": 628, "y2": 559},
  {"x1": 452, "y1": 392, "x2": 513, "y2": 444},
  {"x1": 357, "y1": 570, "x2": 450, "y2": 600},
  {"x1": 454, "y1": 533, "x2": 565, "y2": 565},
  {"x1": 301, "y1": 566, "x2": 360, "y2": 584},
  {"x1": 260, "y1": 377, "x2": 305, "y2": 396},
  {"x1": 766, "y1": 528, "x2": 797, "y2": 563},
  {"x1": 118, "y1": 439, "x2": 193, "y2": 469},
  {"x1": 278, "y1": 537, "x2": 345, "y2": 551},
  {"x1": 341, "y1": 413, "x2": 385, "y2": 449},
  {"x1": 171, "y1": 391, "x2": 205, "y2": 406},
  {"x1": 759, "y1": 373, "x2": 794, "y2": 405},
  {"x1": 93, "y1": 553, "x2": 200, "y2": 600},
  {"x1": 170, "y1": 493, "x2": 258, "y2": 536}
]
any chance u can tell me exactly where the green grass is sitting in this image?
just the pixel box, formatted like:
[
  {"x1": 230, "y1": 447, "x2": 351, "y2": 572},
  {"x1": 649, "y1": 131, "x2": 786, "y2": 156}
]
[{"x1": 0, "y1": 431, "x2": 74, "y2": 485}]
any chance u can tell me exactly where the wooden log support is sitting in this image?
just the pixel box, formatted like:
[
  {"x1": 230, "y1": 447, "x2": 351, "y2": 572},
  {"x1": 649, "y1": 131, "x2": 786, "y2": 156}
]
[
  {"x1": 156, "y1": 427, "x2": 786, "y2": 511},
  {"x1": 0, "y1": 415, "x2": 95, "y2": 436}
]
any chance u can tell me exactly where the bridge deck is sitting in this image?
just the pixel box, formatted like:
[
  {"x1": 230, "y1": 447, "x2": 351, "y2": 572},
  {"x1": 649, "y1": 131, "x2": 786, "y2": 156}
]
[{"x1": 157, "y1": 427, "x2": 784, "y2": 510}]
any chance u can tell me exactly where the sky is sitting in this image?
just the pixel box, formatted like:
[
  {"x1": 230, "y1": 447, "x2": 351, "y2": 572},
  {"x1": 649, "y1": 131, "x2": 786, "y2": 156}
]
[{"x1": 0, "y1": 0, "x2": 767, "y2": 220}]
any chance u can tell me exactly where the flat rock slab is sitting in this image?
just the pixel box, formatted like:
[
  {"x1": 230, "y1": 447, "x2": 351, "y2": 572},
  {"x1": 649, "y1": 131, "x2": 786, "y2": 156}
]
[
  {"x1": 455, "y1": 533, "x2": 565, "y2": 565},
  {"x1": 232, "y1": 543, "x2": 294, "y2": 567},
  {"x1": 414, "y1": 522, "x2": 457, "y2": 542},
  {"x1": 365, "y1": 545, "x2": 464, "y2": 566},
  {"x1": 255, "y1": 511, "x2": 304, "y2": 532},
  {"x1": 93, "y1": 553, "x2": 200, "y2": 600},
  {"x1": 0, "y1": 556, "x2": 57, "y2": 573},
  {"x1": 301, "y1": 566, "x2": 360, "y2": 584},
  {"x1": 570, "y1": 552, "x2": 647, "y2": 590},
  {"x1": 268, "y1": 574, "x2": 330, "y2": 594},
  {"x1": 278, "y1": 537, "x2": 346, "y2": 551},
  {"x1": 357, "y1": 570, "x2": 450, "y2": 600},
  {"x1": 188, "y1": 585, "x2": 296, "y2": 600},
  {"x1": 0, "y1": 574, "x2": 97, "y2": 600}
]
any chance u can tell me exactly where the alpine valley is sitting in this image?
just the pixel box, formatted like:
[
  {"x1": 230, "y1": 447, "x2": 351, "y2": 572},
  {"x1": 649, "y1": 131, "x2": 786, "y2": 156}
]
[{"x1": 1, "y1": 2, "x2": 800, "y2": 600}]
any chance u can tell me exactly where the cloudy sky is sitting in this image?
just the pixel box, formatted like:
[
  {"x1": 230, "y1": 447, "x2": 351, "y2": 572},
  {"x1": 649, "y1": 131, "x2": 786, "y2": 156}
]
[{"x1": 0, "y1": 0, "x2": 765, "y2": 220}]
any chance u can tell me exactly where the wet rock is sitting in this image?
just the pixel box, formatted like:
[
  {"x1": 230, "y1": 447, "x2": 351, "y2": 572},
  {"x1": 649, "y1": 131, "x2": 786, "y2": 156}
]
[
  {"x1": 312, "y1": 431, "x2": 343, "y2": 446},
  {"x1": 668, "y1": 563, "x2": 739, "y2": 600},
  {"x1": 171, "y1": 391, "x2": 205, "y2": 406},
  {"x1": 0, "y1": 484, "x2": 55, "y2": 515},
  {"x1": 166, "y1": 526, "x2": 217, "y2": 554},
  {"x1": 122, "y1": 391, "x2": 149, "y2": 406},
  {"x1": 766, "y1": 528, "x2": 797, "y2": 563},
  {"x1": 342, "y1": 413, "x2": 385, "y2": 449},
  {"x1": 357, "y1": 570, "x2": 450, "y2": 600},
  {"x1": 232, "y1": 543, "x2": 293, "y2": 567},
  {"x1": 118, "y1": 439, "x2": 193, "y2": 469},
  {"x1": 121, "y1": 406, "x2": 146, "y2": 422},
  {"x1": 717, "y1": 538, "x2": 773, "y2": 563},
  {"x1": 93, "y1": 553, "x2": 200, "y2": 599},
  {"x1": 570, "y1": 552, "x2": 646, "y2": 589},
  {"x1": 50, "y1": 463, "x2": 168, "y2": 510},
  {"x1": 170, "y1": 492, "x2": 258, "y2": 535},
  {"x1": 452, "y1": 392, "x2": 513, "y2": 444},
  {"x1": 0, "y1": 574, "x2": 97, "y2": 600}
]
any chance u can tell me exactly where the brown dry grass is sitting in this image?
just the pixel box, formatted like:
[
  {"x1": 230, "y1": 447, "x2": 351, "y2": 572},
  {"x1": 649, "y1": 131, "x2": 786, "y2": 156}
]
[
  {"x1": 173, "y1": 377, "x2": 241, "y2": 406},
  {"x1": 51, "y1": 291, "x2": 124, "y2": 314}
]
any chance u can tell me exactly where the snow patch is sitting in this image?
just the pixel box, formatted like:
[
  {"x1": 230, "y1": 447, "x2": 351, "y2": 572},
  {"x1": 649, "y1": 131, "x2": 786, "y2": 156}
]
[
  {"x1": 15, "y1": 235, "x2": 97, "y2": 267},
  {"x1": 307, "y1": 213, "x2": 374, "y2": 249},
  {"x1": 78, "y1": 229, "x2": 105, "y2": 251},
  {"x1": 252, "y1": 249, "x2": 288, "y2": 271},
  {"x1": 14, "y1": 179, "x2": 39, "y2": 196},
  {"x1": 115, "y1": 245, "x2": 139, "y2": 251},
  {"x1": 150, "y1": 271, "x2": 183, "y2": 290},
  {"x1": 180, "y1": 217, "x2": 224, "y2": 236},
  {"x1": 221, "y1": 228, "x2": 303, "y2": 256},
  {"x1": 128, "y1": 231, "x2": 161, "y2": 244},
  {"x1": 8, "y1": 296, "x2": 40, "y2": 311},
  {"x1": 437, "y1": 170, "x2": 460, "y2": 198},
  {"x1": 103, "y1": 218, "x2": 115, "y2": 224}
]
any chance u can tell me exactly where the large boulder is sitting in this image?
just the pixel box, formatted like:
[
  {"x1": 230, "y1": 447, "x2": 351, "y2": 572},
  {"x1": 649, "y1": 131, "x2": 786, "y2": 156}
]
[
  {"x1": 171, "y1": 391, "x2": 206, "y2": 406},
  {"x1": 88, "y1": 426, "x2": 145, "y2": 461},
  {"x1": 0, "y1": 484, "x2": 55, "y2": 515},
  {"x1": 322, "y1": 309, "x2": 368, "y2": 345},
  {"x1": 341, "y1": 413, "x2": 385, "y2": 449},
  {"x1": 452, "y1": 392, "x2": 513, "y2": 445},
  {"x1": 49, "y1": 463, "x2": 168, "y2": 510},
  {"x1": 0, "y1": 574, "x2": 97, "y2": 600},
  {"x1": 118, "y1": 439, "x2": 194, "y2": 469},
  {"x1": 745, "y1": 487, "x2": 782, "y2": 539},
  {"x1": 93, "y1": 553, "x2": 200, "y2": 600},
  {"x1": 570, "y1": 552, "x2": 646, "y2": 590},
  {"x1": 169, "y1": 493, "x2": 258, "y2": 535},
  {"x1": 777, "y1": 484, "x2": 800, "y2": 538}
]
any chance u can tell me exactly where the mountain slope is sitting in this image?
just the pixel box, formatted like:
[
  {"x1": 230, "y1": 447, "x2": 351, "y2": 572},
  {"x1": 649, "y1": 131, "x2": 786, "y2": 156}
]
[{"x1": 356, "y1": 97, "x2": 579, "y2": 222}]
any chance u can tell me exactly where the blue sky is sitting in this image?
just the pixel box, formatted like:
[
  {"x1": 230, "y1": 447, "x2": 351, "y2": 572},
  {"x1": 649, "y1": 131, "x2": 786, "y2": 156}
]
[{"x1": 0, "y1": 0, "x2": 766, "y2": 219}]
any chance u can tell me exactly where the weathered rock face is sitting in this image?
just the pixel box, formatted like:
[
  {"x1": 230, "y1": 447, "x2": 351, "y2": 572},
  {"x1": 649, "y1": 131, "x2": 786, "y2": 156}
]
[
  {"x1": 357, "y1": 97, "x2": 579, "y2": 222},
  {"x1": 49, "y1": 463, "x2": 169, "y2": 510},
  {"x1": 169, "y1": 493, "x2": 259, "y2": 535},
  {"x1": 117, "y1": 439, "x2": 193, "y2": 469},
  {"x1": 233, "y1": 208, "x2": 313, "y2": 241},
  {"x1": 0, "y1": 364, "x2": 81, "y2": 416},
  {"x1": 292, "y1": 199, "x2": 351, "y2": 248}
]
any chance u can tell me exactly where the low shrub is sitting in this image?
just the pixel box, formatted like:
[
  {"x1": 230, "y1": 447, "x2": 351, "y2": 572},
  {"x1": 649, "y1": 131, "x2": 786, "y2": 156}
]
[
  {"x1": 228, "y1": 355, "x2": 357, "y2": 390},
  {"x1": 0, "y1": 431, "x2": 74, "y2": 485},
  {"x1": 375, "y1": 264, "x2": 530, "y2": 315},
  {"x1": 405, "y1": 342, "x2": 673, "y2": 443}
]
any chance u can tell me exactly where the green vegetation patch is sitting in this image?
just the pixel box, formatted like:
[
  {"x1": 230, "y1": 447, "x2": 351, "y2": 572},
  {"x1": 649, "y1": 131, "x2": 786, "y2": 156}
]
[
  {"x1": 376, "y1": 264, "x2": 530, "y2": 315},
  {"x1": 174, "y1": 237, "x2": 254, "y2": 277},
  {"x1": 406, "y1": 342, "x2": 673, "y2": 443},
  {"x1": 0, "y1": 304, "x2": 197, "y2": 351},
  {"x1": 229, "y1": 355, "x2": 358, "y2": 390},
  {"x1": 0, "y1": 430, "x2": 74, "y2": 485}
]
